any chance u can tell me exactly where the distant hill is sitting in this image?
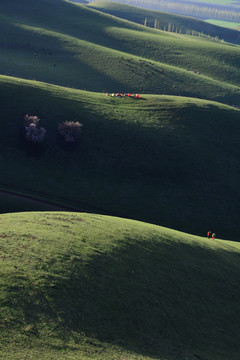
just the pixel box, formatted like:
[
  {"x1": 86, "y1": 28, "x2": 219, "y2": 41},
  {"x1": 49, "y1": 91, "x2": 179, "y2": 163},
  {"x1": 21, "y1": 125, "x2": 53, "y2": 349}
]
[
  {"x1": 91, "y1": 0, "x2": 240, "y2": 24},
  {"x1": 88, "y1": 1, "x2": 240, "y2": 44},
  {"x1": 0, "y1": 211, "x2": 239, "y2": 360}
]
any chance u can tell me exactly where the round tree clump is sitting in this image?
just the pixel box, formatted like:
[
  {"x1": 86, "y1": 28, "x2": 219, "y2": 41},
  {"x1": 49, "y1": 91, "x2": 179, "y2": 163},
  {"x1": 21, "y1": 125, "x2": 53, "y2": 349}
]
[
  {"x1": 24, "y1": 114, "x2": 46, "y2": 143},
  {"x1": 58, "y1": 121, "x2": 83, "y2": 142}
]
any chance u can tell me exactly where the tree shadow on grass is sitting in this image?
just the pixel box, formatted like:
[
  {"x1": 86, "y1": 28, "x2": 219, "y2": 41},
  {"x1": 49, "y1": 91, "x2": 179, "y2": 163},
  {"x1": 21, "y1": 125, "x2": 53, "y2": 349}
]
[
  {"x1": 56, "y1": 134, "x2": 80, "y2": 152},
  {"x1": 17, "y1": 129, "x2": 45, "y2": 158},
  {"x1": 4, "y1": 238, "x2": 240, "y2": 359}
]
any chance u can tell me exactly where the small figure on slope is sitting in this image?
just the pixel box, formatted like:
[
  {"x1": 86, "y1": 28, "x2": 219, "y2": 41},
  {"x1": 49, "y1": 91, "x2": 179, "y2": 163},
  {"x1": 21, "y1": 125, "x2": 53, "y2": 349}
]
[{"x1": 207, "y1": 231, "x2": 212, "y2": 239}]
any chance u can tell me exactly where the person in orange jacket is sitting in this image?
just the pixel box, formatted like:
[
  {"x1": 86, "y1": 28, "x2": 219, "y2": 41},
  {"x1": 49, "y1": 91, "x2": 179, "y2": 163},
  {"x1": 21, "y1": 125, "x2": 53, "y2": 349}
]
[{"x1": 207, "y1": 231, "x2": 212, "y2": 239}]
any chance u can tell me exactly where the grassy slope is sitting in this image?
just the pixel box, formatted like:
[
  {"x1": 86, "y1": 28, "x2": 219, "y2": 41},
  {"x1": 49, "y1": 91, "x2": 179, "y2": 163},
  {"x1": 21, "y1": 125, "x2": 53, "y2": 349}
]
[
  {"x1": 205, "y1": 19, "x2": 240, "y2": 30},
  {"x1": 88, "y1": 0, "x2": 240, "y2": 43},
  {"x1": 1, "y1": 75, "x2": 240, "y2": 240},
  {"x1": 0, "y1": 212, "x2": 239, "y2": 360},
  {"x1": 0, "y1": 0, "x2": 240, "y2": 104}
]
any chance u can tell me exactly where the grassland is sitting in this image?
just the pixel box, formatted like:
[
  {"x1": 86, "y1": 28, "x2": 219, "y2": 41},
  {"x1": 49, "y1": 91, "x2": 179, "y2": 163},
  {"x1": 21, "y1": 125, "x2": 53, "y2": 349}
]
[
  {"x1": 1, "y1": 0, "x2": 240, "y2": 234},
  {"x1": 88, "y1": 1, "x2": 240, "y2": 43},
  {"x1": 0, "y1": 0, "x2": 240, "y2": 104},
  {"x1": 1, "y1": 74, "x2": 240, "y2": 240},
  {"x1": 0, "y1": 211, "x2": 240, "y2": 360},
  {"x1": 1, "y1": 1, "x2": 240, "y2": 359}
]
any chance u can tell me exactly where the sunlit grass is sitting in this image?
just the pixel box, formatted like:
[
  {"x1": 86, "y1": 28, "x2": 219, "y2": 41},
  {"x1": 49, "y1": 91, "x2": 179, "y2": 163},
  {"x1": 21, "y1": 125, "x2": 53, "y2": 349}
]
[
  {"x1": 0, "y1": 211, "x2": 239, "y2": 359},
  {"x1": 205, "y1": 19, "x2": 240, "y2": 30}
]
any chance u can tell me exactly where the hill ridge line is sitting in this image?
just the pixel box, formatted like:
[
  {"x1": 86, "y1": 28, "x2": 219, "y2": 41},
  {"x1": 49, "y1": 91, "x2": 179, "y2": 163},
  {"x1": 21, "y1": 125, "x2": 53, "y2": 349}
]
[
  {"x1": 0, "y1": 189, "x2": 129, "y2": 221},
  {"x1": 1, "y1": 73, "x2": 240, "y2": 111}
]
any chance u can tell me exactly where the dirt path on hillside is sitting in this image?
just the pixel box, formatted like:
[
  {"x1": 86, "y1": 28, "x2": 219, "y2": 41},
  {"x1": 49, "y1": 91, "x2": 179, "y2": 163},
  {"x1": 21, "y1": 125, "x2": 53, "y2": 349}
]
[{"x1": 0, "y1": 189, "x2": 79, "y2": 212}]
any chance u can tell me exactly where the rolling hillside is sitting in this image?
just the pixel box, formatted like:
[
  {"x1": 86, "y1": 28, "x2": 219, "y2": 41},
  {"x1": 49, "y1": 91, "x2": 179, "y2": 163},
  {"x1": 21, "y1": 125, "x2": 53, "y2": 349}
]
[
  {"x1": 1, "y1": 75, "x2": 240, "y2": 240},
  {"x1": 0, "y1": 212, "x2": 240, "y2": 360},
  {"x1": 88, "y1": 1, "x2": 240, "y2": 44},
  {"x1": 1, "y1": 1, "x2": 240, "y2": 359},
  {"x1": 0, "y1": 0, "x2": 240, "y2": 105},
  {"x1": 100, "y1": 0, "x2": 240, "y2": 23}
]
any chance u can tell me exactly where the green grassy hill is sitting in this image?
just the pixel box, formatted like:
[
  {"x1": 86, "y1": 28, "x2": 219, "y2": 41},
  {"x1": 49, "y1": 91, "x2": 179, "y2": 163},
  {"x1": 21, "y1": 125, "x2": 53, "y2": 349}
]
[
  {"x1": 0, "y1": 212, "x2": 239, "y2": 360},
  {"x1": 1, "y1": 75, "x2": 240, "y2": 240},
  {"x1": 1, "y1": 2, "x2": 240, "y2": 359},
  {"x1": 88, "y1": 0, "x2": 240, "y2": 44},
  {"x1": 0, "y1": 0, "x2": 240, "y2": 105}
]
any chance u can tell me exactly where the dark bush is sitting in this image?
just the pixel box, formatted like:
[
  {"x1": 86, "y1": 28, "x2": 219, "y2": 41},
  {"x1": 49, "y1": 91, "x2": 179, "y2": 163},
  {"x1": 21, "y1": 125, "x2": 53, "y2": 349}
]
[
  {"x1": 58, "y1": 121, "x2": 83, "y2": 143},
  {"x1": 24, "y1": 114, "x2": 46, "y2": 143}
]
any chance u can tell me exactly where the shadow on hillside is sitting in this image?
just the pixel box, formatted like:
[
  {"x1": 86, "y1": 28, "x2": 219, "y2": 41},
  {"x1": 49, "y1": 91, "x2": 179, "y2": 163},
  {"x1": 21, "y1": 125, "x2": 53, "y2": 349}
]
[
  {"x1": 2, "y1": 18, "x2": 138, "y2": 94},
  {"x1": 6, "y1": 237, "x2": 240, "y2": 359},
  {"x1": 56, "y1": 134, "x2": 80, "y2": 152},
  {"x1": 17, "y1": 129, "x2": 45, "y2": 157}
]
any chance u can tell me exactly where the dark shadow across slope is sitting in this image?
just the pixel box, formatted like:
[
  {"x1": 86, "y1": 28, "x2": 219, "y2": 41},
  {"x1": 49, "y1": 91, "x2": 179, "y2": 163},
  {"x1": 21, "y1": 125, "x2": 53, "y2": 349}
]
[{"x1": 1, "y1": 76, "x2": 240, "y2": 239}]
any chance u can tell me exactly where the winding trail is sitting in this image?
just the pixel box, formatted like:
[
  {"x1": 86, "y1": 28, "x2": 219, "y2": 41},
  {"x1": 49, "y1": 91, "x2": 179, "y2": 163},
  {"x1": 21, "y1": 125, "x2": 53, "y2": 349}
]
[{"x1": 0, "y1": 189, "x2": 80, "y2": 212}]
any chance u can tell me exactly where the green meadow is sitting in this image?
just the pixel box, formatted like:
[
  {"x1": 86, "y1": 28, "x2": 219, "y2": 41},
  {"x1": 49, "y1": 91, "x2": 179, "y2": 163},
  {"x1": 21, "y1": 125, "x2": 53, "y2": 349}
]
[
  {"x1": 0, "y1": 212, "x2": 240, "y2": 360},
  {"x1": 0, "y1": 0, "x2": 240, "y2": 102},
  {"x1": 1, "y1": 1, "x2": 240, "y2": 359},
  {"x1": 88, "y1": 0, "x2": 240, "y2": 43}
]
